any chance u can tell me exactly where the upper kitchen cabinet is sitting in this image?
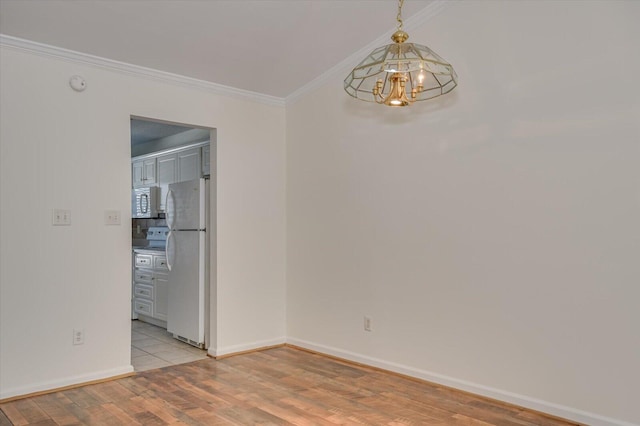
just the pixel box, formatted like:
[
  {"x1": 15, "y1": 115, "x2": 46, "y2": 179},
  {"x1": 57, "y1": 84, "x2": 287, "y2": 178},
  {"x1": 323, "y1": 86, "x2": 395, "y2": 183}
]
[
  {"x1": 156, "y1": 153, "x2": 178, "y2": 211},
  {"x1": 202, "y1": 145, "x2": 211, "y2": 176},
  {"x1": 156, "y1": 147, "x2": 201, "y2": 210},
  {"x1": 132, "y1": 158, "x2": 157, "y2": 187},
  {"x1": 132, "y1": 141, "x2": 209, "y2": 209},
  {"x1": 177, "y1": 147, "x2": 201, "y2": 182}
]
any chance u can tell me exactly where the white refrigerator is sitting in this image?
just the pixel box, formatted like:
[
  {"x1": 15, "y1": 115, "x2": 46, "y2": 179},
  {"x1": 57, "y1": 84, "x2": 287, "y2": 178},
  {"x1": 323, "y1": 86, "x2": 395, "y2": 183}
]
[{"x1": 165, "y1": 178, "x2": 208, "y2": 348}]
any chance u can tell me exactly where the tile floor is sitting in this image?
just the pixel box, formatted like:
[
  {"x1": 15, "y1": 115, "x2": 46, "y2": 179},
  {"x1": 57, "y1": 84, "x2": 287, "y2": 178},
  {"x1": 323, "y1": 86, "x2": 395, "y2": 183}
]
[{"x1": 131, "y1": 320, "x2": 208, "y2": 371}]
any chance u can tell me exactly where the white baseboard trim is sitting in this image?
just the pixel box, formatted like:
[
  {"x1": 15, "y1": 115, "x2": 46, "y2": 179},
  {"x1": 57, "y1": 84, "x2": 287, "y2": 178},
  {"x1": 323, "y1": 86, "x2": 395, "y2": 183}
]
[
  {"x1": 286, "y1": 338, "x2": 636, "y2": 426},
  {"x1": 208, "y1": 336, "x2": 286, "y2": 358},
  {"x1": 0, "y1": 365, "x2": 134, "y2": 401}
]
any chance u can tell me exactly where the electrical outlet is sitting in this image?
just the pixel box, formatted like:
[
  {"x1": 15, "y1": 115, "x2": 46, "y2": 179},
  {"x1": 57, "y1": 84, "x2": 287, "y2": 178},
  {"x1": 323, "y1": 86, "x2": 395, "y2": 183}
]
[
  {"x1": 364, "y1": 316, "x2": 372, "y2": 332},
  {"x1": 104, "y1": 210, "x2": 121, "y2": 225},
  {"x1": 73, "y1": 329, "x2": 85, "y2": 345},
  {"x1": 53, "y1": 209, "x2": 71, "y2": 226}
]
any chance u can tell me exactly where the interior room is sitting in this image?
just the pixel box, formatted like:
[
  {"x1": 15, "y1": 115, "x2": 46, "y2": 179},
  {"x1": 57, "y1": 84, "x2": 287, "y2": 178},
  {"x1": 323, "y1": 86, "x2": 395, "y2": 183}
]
[
  {"x1": 0, "y1": 1, "x2": 638, "y2": 425},
  {"x1": 129, "y1": 118, "x2": 212, "y2": 371}
]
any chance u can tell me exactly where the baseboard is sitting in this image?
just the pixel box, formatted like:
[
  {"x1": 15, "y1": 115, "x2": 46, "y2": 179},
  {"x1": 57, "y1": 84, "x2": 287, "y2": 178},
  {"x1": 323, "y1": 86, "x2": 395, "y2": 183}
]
[
  {"x1": 0, "y1": 365, "x2": 134, "y2": 402},
  {"x1": 208, "y1": 336, "x2": 286, "y2": 358},
  {"x1": 286, "y1": 337, "x2": 636, "y2": 426}
]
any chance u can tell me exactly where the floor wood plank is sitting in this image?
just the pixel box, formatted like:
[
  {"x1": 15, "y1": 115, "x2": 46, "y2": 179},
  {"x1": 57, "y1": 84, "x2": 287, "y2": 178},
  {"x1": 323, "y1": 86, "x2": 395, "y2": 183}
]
[
  {"x1": 0, "y1": 408, "x2": 16, "y2": 426},
  {"x1": 0, "y1": 347, "x2": 581, "y2": 425}
]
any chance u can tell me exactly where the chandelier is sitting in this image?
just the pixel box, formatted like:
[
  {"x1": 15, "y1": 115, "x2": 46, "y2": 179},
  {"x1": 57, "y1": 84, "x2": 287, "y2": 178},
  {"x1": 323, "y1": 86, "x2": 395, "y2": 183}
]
[{"x1": 344, "y1": 0, "x2": 458, "y2": 107}]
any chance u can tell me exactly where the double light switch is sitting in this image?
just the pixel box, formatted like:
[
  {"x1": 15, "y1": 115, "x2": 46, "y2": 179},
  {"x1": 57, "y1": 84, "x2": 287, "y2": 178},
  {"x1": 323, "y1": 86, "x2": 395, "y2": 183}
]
[{"x1": 52, "y1": 209, "x2": 71, "y2": 226}]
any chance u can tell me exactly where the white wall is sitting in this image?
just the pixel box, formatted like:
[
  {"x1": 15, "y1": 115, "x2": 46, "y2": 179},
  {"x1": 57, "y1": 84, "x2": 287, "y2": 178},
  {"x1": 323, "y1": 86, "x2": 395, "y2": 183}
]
[
  {"x1": 0, "y1": 45, "x2": 286, "y2": 398},
  {"x1": 286, "y1": 1, "x2": 640, "y2": 425},
  {"x1": 2, "y1": 1, "x2": 639, "y2": 424}
]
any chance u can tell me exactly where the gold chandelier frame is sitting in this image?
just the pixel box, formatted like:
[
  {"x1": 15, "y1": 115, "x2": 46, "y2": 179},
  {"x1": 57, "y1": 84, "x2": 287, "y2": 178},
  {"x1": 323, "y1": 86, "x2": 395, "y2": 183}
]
[{"x1": 344, "y1": 0, "x2": 458, "y2": 107}]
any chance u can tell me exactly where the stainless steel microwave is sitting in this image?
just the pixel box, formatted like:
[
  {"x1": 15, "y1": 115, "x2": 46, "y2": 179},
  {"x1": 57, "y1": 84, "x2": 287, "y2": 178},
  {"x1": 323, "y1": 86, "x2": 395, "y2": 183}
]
[{"x1": 131, "y1": 186, "x2": 159, "y2": 218}]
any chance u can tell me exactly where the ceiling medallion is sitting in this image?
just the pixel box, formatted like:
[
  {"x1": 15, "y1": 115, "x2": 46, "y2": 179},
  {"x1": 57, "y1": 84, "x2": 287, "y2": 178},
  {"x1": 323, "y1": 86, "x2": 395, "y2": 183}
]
[{"x1": 344, "y1": 0, "x2": 458, "y2": 107}]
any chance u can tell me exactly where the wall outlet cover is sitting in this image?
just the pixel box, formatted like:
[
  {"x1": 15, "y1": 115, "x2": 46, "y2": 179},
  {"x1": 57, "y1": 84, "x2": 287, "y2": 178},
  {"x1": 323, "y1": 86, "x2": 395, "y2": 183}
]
[{"x1": 73, "y1": 329, "x2": 85, "y2": 345}]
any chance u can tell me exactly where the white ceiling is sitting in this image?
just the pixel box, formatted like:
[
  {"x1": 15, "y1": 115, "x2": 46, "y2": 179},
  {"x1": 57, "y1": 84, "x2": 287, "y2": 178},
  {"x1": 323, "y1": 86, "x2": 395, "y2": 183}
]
[{"x1": 0, "y1": 0, "x2": 432, "y2": 98}]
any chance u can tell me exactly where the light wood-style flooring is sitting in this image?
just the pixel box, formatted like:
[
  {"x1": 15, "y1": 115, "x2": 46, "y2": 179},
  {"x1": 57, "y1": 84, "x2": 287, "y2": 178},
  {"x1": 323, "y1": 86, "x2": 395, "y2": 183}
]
[{"x1": 0, "y1": 346, "x2": 579, "y2": 425}]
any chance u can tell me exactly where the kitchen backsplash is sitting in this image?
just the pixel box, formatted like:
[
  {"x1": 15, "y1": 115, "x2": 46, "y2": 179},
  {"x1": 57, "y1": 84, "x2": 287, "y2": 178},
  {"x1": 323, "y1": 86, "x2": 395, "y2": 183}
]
[{"x1": 132, "y1": 218, "x2": 167, "y2": 245}]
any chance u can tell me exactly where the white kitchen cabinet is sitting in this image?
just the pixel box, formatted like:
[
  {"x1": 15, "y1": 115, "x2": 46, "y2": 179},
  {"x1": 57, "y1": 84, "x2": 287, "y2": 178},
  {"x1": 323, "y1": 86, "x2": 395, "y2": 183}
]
[
  {"x1": 156, "y1": 153, "x2": 177, "y2": 211},
  {"x1": 177, "y1": 147, "x2": 201, "y2": 182},
  {"x1": 134, "y1": 283, "x2": 154, "y2": 299},
  {"x1": 132, "y1": 142, "x2": 209, "y2": 209},
  {"x1": 153, "y1": 272, "x2": 169, "y2": 321},
  {"x1": 202, "y1": 145, "x2": 211, "y2": 176},
  {"x1": 132, "y1": 161, "x2": 144, "y2": 187},
  {"x1": 154, "y1": 255, "x2": 169, "y2": 270},
  {"x1": 132, "y1": 158, "x2": 157, "y2": 187},
  {"x1": 144, "y1": 159, "x2": 157, "y2": 185},
  {"x1": 133, "y1": 251, "x2": 169, "y2": 326},
  {"x1": 134, "y1": 299, "x2": 153, "y2": 317},
  {"x1": 134, "y1": 269, "x2": 153, "y2": 283},
  {"x1": 134, "y1": 255, "x2": 152, "y2": 269}
]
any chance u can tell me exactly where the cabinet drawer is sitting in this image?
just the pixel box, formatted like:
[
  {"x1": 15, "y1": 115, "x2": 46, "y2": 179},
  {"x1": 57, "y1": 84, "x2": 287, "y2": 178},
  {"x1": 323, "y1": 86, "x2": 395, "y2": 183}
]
[
  {"x1": 154, "y1": 256, "x2": 168, "y2": 270},
  {"x1": 134, "y1": 270, "x2": 153, "y2": 283},
  {"x1": 134, "y1": 283, "x2": 154, "y2": 299},
  {"x1": 135, "y1": 254, "x2": 153, "y2": 267},
  {"x1": 134, "y1": 299, "x2": 153, "y2": 316}
]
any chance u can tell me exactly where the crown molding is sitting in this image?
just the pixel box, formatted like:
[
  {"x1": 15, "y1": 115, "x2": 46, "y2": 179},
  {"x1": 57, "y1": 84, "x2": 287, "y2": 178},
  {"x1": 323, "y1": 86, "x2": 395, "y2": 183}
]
[
  {"x1": 1, "y1": 1, "x2": 451, "y2": 109},
  {"x1": 285, "y1": 0, "x2": 453, "y2": 106},
  {"x1": 0, "y1": 34, "x2": 286, "y2": 108}
]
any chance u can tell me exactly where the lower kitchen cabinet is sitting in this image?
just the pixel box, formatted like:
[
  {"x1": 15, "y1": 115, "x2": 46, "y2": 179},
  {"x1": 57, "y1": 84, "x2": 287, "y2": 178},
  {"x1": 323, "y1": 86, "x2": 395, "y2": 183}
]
[
  {"x1": 133, "y1": 251, "x2": 169, "y2": 327},
  {"x1": 134, "y1": 283, "x2": 154, "y2": 299},
  {"x1": 134, "y1": 298, "x2": 153, "y2": 317},
  {"x1": 153, "y1": 272, "x2": 168, "y2": 321}
]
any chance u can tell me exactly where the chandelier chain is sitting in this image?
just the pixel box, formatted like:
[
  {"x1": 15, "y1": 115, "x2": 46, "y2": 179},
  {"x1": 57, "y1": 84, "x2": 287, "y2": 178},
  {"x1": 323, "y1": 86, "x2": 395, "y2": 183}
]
[{"x1": 396, "y1": 0, "x2": 404, "y2": 31}]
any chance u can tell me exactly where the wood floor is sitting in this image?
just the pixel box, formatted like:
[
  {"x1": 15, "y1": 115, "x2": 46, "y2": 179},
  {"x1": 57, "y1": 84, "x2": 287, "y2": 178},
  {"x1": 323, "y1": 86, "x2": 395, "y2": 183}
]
[{"x1": 0, "y1": 347, "x2": 579, "y2": 425}]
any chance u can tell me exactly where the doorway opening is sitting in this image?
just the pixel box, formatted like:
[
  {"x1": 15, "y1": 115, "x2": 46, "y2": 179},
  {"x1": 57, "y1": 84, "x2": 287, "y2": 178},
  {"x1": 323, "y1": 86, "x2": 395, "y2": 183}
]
[{"x1": 130, "y1": 116, "x2": 216, "y2": 371}]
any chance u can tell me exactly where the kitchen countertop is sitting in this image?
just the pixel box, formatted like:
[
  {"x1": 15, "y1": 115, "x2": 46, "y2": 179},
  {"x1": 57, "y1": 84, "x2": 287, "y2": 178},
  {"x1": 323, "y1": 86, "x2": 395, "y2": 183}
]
[{"x1": 133, "y1": 246, "x2": 166, "y2": 253}]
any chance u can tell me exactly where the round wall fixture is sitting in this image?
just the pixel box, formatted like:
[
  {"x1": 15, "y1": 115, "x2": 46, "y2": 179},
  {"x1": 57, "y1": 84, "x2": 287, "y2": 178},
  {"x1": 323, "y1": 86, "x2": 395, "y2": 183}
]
[{"x1": 69, "y1": 75, "x2": 87, "y2": 92}]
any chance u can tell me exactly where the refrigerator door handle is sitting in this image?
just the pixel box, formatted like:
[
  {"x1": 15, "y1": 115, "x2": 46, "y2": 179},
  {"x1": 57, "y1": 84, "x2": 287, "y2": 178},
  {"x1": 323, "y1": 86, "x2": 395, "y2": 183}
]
[
  {"x1": 166, "y1": 189, "x2": 175, "y2": 229},
  {"x1": 166, "y1": 231, "x2": 175, "y2": 271}
]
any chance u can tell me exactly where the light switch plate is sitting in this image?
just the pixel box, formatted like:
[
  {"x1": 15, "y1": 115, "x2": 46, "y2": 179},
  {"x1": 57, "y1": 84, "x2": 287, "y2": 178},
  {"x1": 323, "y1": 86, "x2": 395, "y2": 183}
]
[
  {"x1": 104, "y1": 210, "x2": 121, "y2": 225},
  {"x1": 53, "y1": 209, "x2": 71, "y2": 226}
]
